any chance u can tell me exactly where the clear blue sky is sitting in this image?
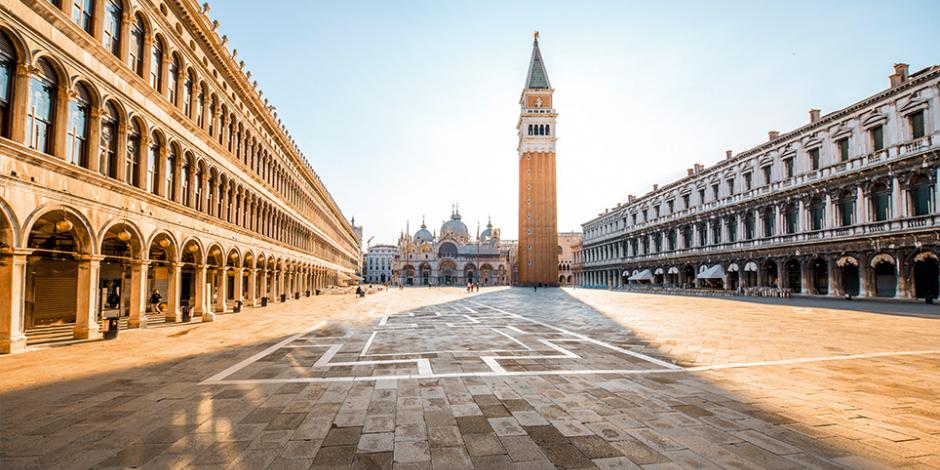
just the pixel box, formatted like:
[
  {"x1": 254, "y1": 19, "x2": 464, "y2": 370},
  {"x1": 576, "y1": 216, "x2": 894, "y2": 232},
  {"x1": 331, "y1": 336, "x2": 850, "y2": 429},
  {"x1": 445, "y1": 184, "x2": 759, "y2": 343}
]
[{"x1": 211, "y1": 0, "x2": 939, "y2": 245}]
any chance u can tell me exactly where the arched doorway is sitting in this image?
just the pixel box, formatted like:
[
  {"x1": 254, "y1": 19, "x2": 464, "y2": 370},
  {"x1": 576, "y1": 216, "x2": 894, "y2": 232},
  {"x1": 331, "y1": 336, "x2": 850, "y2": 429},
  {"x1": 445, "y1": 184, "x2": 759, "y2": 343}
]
[
  {"x1": 25, "y1": 210, "x2": 94, "y2": 338},
  {"x1": 439, "y1": 259, "x2": 456, "y2": 285},
  {"x1": 226, "y1": 248, "x2": 241, "y2": 306},
  {"x1": 480, "y1": 264, "x2": 493, "y2": 286},
  {"x1": 180, "y1": 239, "x2": 205, "y2": 319},
  {"x1": 763, "y1": 260, "x2": 779, "y2": 288},
  {"x1": 205, "y1": 244, "x2": 226, "y2": 310},
  {"x1": 147, "y1": 232, "x2": 178, "y2": 322},
  {"x1": 402, "y1": 264, "x2": 415, "y2": 286},
  {"x1": 785, "y1": 259, "x2": 801, "y2": 293},
  {"x1": 683, "y1": 265, "x2": 695, "y2": 288},
  {"x1": 99, "y1": 222, "x2": 143, "y2": 323},
  {"x1": 743, "y1": 262, "x2": 758, "y2": 287},
  {"x1": 464, "y1": 263, "x2": 477, "y2": 285},
  {"x1": 871, "y1": 254, "x2": 896, "y2": 298},
  {"x1": 653, "y1": 268, "x2": 665, "y2": 285},
  {"x1": 419, "y1": 263, "x2": 431, "y2": 286},
  {"x1": 836, "y1": 256, "x2": 860, "y2": 297},
  {"x1": 811, "y1": 258, "x2": 828, "y2": 295},
  {"x1": 726, "y1": 264, "x2": 739, "y2": 290},
  {"x1": 913, "y1": 251, "x2": 939, "y2": 300}
]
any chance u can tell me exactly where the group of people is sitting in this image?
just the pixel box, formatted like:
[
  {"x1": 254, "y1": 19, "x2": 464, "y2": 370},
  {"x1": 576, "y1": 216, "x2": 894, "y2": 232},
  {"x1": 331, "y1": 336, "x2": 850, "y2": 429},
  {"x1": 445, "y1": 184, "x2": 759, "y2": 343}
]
[{"x1": 466, "y1": 281, "x2": 480, "y2": 293}]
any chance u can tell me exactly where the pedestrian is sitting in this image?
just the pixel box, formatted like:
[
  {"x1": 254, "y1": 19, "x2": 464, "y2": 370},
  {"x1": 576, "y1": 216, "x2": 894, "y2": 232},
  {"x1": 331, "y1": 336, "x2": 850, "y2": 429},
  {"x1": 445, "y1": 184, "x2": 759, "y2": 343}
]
[
  {"x1": 533, "y1": 284, "x2": 537, "y2": 292},
  {"x1": 149, "y1": 289, "x2": 162, "y2": 314}
]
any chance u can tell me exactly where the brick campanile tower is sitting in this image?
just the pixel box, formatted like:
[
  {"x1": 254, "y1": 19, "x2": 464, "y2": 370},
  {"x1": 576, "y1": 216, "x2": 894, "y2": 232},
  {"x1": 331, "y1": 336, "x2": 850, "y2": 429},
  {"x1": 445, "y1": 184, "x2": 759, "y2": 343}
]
[{"x1": 517, "y1": 32, "x2": 559, "y2": 286}]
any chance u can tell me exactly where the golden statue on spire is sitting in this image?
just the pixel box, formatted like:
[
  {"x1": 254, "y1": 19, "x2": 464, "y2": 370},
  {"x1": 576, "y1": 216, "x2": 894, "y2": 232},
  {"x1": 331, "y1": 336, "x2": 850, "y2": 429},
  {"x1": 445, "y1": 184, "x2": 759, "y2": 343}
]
[{"x1": 534, "y1": 31, "x2": 539, "y2": 42}]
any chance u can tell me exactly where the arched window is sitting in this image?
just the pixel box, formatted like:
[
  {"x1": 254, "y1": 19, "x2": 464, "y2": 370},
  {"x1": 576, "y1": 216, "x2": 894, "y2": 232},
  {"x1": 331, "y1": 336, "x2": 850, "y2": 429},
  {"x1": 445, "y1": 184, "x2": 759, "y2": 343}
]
[
  {"x1": 545, "y1": 124, "x2": 550, "y2": 135},
  {"x1": 227, "y1": 119, "x2": 235, "y2": 152},
  {"x1": 166, "y1": 144, "x2": 177, "y2": 201},
  {"x1": 744, "y1": 213, "x2": 755, "y2": 240},
  {"x1": 910, "y1": 175, "x2": 934, "y2": 216},
  {"x1": 71, "y1": 0, "x2": 95, "y2": 34},
  {"x1": 182, "y1": 70, "x2": 193, "y2": 117},
  {"x1": 102, "y1": 0, "x2": 122, "y2": 56},
  {"x1": 527, "y1": 124, "x2": 532, "y2": 135},
  {"x1": 167, "y1": 55, "x2": 179, "y2": 105},
  {"x1": 0, "y1": 31, "x2": 17, "y2": 138},
  {"x1": 838, "y1": 190, "x2": 855, "y2": 227},
  {"x1": 125, "y1": 119, "x2": 141, "y2": 186},
  {"x1": 871, "y1": 183, "x2": 891, "y2": 221},
  {"x1": 195, "y1": 86, "x2": 205, "y2": 128},
  {"x1": 194, "y1": 165, "x2": 203, "y2": 211},
  {"x1": 66, "y1": 83, "x2": 91, "y2": 168},
  {"x1": 810, "y1": 197, "x2": 825, "y2": 230},
  {"x1": 99, "y1": 102, "x2": 119, "y2": 178},
  {"x1": 208, "y1": 97, "x2": 217, "y2": 135},
  {"x1": 129, "y1": 15, "x2": 145, "y2": 76},
  {"x1": 180, "y1": 158, "x2": 190, "y2": 207},
  {"x1": 147, "y1": 131, "x2": 161, "y2": 194},
  {"x1": 150, "y1": 37, "x2": 164, "y2": 91},
  {"x1": 762, "y1": 208, "x2": 775, "y2": 237},
  {"x1": 784, "y1": 203, "x2": 798, "y2": 234},
  {"x1": 26, "y1": 59, "x2": 58, "y2": 155}
]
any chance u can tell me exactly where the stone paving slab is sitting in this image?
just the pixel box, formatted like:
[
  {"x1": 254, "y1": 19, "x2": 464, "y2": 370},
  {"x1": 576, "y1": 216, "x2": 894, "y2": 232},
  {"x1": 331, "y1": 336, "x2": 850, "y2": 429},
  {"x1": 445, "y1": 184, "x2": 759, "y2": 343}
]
[{"x1": 1, "y1": 287, "x2": 939, "y2": 468}]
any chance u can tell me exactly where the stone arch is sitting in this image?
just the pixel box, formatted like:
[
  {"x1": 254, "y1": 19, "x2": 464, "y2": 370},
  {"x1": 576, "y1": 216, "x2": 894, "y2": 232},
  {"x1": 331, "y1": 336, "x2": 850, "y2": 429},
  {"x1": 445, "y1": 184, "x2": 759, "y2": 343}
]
[
  {"x1": 205, "y1": 243, "x2": 225, "y2": 267},
  {"x1": 0, "y1": 194, "x2": 20, "y2": 248},
  {"x1": 146, "y1": 230, "x2": 178, "y2": 262},
  {"x1": 97, "y1": 219, "x2": 145, "y2": 259},
  {"x1": 226, "y1": 247, "x2": 242, "y2": 268},
  {"x1": 869, "y1": 253, "x2": 895, "y2": 268},
  {"x1": 0, "y1": 22, "x2": 31, "y2": 66},
  {"x1": 180, "y1": 237, "x2": 204, "y2": 265},
  {"x1": 22, "y1": 204, "x2": 96, "y2": 253}
]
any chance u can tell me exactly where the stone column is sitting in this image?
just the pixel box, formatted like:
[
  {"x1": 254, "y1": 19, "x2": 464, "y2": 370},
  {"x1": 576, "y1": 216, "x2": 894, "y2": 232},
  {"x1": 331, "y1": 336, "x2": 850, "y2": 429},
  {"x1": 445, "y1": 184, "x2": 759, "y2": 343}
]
[
  {"x1": 118, "y1": 12, "x2": 131, "y2": 65},
  {"x1": 196, "y1": 265, "x2": 214, "y2": 322},
  {"x1": 215, "y1": 267, "x2": 229, "y2": 312},
  {"x1": 233, "y1": 267, "x2": 244, "y2": 307},
  {"x1": 896, "y1": 251, "x2": 913, "y2": 299},
  {"x1": 127, "y1": 260, "x2": 149, "y2": 328},
  {"x1": 53, "y1": 85, "x2": 70, "y2": 159},
  {"x1": 0, "y1": 252, "x2": 28, "y2": 354},
  {"x1": 86, "y1": 107, "x2": 102, "y2": 173},
  {"x1": 801, "y1": 259, "x2": 815, "y2": 295},
  {"x1": 9, "y1": 64, "x2": 30, "y2": 143},
  {"x1": 892, "y1": 176, "x2": 903, "y2": 219},
  {"x1": 858, "y1": 254, "x2": 871, "y2": 298},
  {"x1": 855, "y1": 186, "x2": 866, "y2": 226},
  {"x1": 164, "y1": 262, "x2": 181, "y2": 322},
  {"x1": 827, "y1": 258, "x2": 842, "y2": 297},
  {"x1": 247, "y1": 269, "x2": 257, "y2": 306},
  {"x1": 73, "y1": 256, "x2": 102, "y2": 340}
]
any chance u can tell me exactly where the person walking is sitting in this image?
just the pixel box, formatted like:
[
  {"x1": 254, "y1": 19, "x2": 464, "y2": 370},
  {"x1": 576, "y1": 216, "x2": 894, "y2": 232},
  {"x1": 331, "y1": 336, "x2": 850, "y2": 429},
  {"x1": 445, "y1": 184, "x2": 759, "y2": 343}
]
[{"x1": 149, "y1": 289, "x2": 162, "y2": 314}]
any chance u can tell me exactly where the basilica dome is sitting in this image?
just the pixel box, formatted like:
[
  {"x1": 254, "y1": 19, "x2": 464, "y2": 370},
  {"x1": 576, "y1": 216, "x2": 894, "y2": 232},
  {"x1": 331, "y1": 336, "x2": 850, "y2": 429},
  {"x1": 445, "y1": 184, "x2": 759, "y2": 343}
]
[
  {"x1": 441, "y1": 211, "x2": 469, "y2": 239},
  {"x1": 414, "y1": 222, "x2": 433, "y2": 243}
]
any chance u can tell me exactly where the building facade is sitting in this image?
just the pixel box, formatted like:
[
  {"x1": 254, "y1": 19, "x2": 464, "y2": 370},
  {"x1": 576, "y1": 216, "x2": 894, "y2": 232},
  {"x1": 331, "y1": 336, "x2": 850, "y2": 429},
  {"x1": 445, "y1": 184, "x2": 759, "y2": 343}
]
[
  {"x1": 363, "y1": 244, "x2": 397, "y2": 284},
  {"x1": 579, "y1": 64, "x2": 940, "y2": 301},
  {"x1": 517, "y1": 32, "x2": 559, "y2": 286},
  {"x1": 393, "y1": 210, "x2": 509, "y2": 286},
  {"x1": 557, "y1": 232, "x2": 581, "y2": 286},
  {"x1": 0, "y1": 0, "x2": 360, "y2": 353}
]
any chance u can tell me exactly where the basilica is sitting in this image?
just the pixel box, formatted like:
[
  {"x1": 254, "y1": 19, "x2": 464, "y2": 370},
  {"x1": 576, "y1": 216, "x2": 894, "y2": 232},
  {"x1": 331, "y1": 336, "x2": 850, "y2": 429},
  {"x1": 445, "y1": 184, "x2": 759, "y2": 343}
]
[{"x1": 393, "y1": 208, "x2": 510, "y2": 286}]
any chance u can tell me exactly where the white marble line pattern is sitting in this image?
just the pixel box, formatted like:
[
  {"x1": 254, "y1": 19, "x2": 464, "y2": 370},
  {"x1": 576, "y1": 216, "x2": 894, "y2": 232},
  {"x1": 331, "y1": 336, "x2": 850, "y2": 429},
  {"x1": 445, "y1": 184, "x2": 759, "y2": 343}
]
[
  {"x1": 471, "y1": 301, "x2": 681, "y2": 370},
  {"x1": 313, "y1": 342, "x2": 434, "y2": 376}
]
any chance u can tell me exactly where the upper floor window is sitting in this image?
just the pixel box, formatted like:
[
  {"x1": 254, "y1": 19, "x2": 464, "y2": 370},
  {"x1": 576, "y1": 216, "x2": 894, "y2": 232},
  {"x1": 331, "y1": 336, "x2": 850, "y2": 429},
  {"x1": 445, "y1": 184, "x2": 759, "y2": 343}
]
[
  {"x1": 168, "y1": 55, "x2": 180, "y2": 106},
  {"x1": 743, "y1": 172, "x2": 752, "y2": 191},
  {"x1": 711, "y1": 183, "x2": 719, "y2": 201},
  {"x1": 99, "y1": 102, "x2": 119, "y2": 178},
  {"x1": 910, "y1": 110, "x2": 925, "y2": 139},
  {"x1": 711, "y1": 221, "x2": 721, "y2": 244},
  {"x1": 744, "y1": 213, "x2": 755, "y2": 240},
  {"x1": 72, "y1": 0, "x2": 94, "y2": 34},
  {"x1": 784, "y1": 204, "x2": 798, "y2": 234},
  {"x1": 836, "y1": 137, "x2": 849, "y2": 162},
  {"x1": 166, "y1": 145, "x2": 178, "y2": 201},
  {"x1": 762, "y1": 165, "x2": 772, "y2": 185},
  {"x1": 147, "y1": 132, "x2": 161, "y2": 194},
  {"x1": 837, "y1": 190, "x2": 855, "y2": 227},
  {"x1": 871, "y1": 183, "x2": 891, "y2": 221},
  {"x1": 126, "y1": 120, "x2": 142, "y2": 187},
  {"x1": 26, "y1": 59, "x2": 58, "y2": 155},
  {"x1": 808, "y1": 148, "x2": 820, "y2": 170},
  {"x1": 666, "y1": 200, "x2": 674, "y2": 213},
  {"x1": 910, "y1": 175, "x2": 934, "y2": 216},
  {"x1": 870, "y1": 125, "x2": 884, "y2": 151},
  {"x1": 641, "y1": 209, "x2": 647, "y2": 222},
  {"x1": 697, "y1": 189, "x2": 705, "y2": 204},
  {"x1": 182, "y1": 71, "x2": 193, "y2": 116},
  {"x1": 727, "y1": 217, "x2": 737, "y2": 242},
  {"x1": 129, "y1": 15, "x2": 145, "y2": 77},
  {"x1": 66, "y1": 83, "x2": 91, "y2": 168},
  {"x1": 762, "y1": 208, "x2": 774, "y2": 237},
  {"x1": 726, "y1": 178, "x2": 735, "y2": 195},
  {"x1": 150, "y1": 38, "x2": 164, "y2": 91},
  {"x1": 682, "y1": 226, "x2": 692, "y2": 247},
  {"x1": 783, "y1": 158, "x2": 794, "y2": 178},
  {"x1": 0, "y1": 32, "x2": 16, "y2": 139},
  {"x1": 681, "y1": 194, "x2": 689, "y2": 209},
  {"x1": 102, "y1": 0, "x2": 122, "y2": 56},
  {"x1": 697, "y1": 223, "x2": 707, "y2": 246},
  {"x1": 810, "y1": 197, "x2": 825, "y2": 230}
]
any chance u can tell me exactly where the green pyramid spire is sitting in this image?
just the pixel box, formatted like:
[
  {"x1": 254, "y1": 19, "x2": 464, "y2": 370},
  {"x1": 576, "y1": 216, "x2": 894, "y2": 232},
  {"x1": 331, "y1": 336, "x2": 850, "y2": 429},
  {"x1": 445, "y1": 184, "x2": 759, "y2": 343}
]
[{"x1": 525, "y1": 32, "x2": 551, "y2": 89}]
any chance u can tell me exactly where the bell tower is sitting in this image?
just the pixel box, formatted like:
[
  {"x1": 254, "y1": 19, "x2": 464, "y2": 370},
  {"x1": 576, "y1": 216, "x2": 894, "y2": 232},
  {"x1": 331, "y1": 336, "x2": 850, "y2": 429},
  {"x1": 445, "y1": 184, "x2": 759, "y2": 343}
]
[{"x1": 517, "y1": 32, "x2": 558, "y2": 286}]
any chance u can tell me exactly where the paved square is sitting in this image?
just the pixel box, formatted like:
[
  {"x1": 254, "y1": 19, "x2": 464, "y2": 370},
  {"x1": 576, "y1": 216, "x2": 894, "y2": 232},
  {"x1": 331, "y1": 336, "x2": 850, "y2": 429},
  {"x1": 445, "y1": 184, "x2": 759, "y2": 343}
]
[{"x1": 2, "y1": 287, "x2": 939, "y2": 469}]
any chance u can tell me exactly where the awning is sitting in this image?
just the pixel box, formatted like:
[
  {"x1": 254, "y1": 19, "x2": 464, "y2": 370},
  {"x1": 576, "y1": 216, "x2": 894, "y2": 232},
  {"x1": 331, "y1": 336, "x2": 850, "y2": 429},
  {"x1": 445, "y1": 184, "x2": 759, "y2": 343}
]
[
  {"x1": 727, "y1": 263, "x2": 739, "y2": 272},
  {"x1": 654, "y1": 268, "x2": 664, "y2": 275},
  {"x1": 697, "y1": 264, "x2": 726, "y2": 279},
  {"x1": 744, "y1": 262, "x2": 759, "y2": 272},
  {"x1": 628, "y1": 269, "x2": 654, "y2": 281},
  {"x1": 667, "y1": 266, "x2": 679, "y2": 274}
]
